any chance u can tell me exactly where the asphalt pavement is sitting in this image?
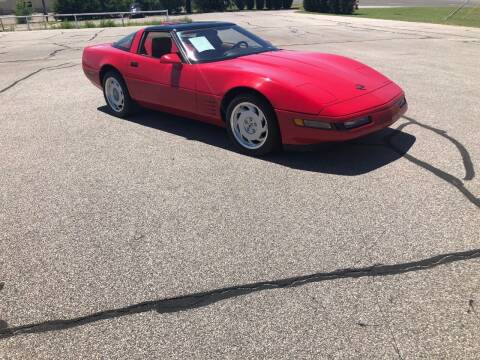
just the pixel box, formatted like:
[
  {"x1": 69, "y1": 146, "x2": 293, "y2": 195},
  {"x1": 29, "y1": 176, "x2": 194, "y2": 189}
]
[{"x1": 0, "y1": 10, "x2": 479, "y2": 359}]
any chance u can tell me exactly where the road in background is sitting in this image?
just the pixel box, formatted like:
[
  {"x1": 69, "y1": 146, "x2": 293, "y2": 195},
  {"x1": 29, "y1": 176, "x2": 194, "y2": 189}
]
[
  {"x1": 359, "y1": 0, "x2": 466, "y2": 6},
  {"x1": 293, "y1": 0, "x2": 467, "y2": 7},
  {"x1": 0, "y1": 10, "x2": 479, "y2": 359}
]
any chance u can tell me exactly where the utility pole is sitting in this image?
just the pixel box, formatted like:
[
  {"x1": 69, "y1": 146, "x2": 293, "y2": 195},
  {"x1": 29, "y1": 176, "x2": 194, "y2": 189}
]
[{"x1": 41, "y1": 0, "x2": 48, "y2": 18}]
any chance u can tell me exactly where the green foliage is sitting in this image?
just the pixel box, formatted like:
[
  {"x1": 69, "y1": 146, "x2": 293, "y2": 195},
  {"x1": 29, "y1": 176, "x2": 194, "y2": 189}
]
[
  {"x1": 303, "y1": 0, "x2": 317, "y2": 12},
  {"x1": 84, "y1": 20, "x2": 97, "y2": 27},
  {"x1": 54, "y1": 0, "x2": 130, "y2": 13},
  {"x1": 282, "y1": 0, "x2": 293, "y2": 8},
  {"x1": 100, "y1": 0, "x2": 131, "y2": 11},
  {"x1": 255, "y1": 0, "x2": 264, "y2": 9},
  {"x1": 272, "y1": 0, "x2": 282, "y2": 9},
  {"x1": 136, "y1": 0, "x2": 184, "y2": 12},
  {"x1": 265, "y1": 0, "x2": 272, "y2": 9},
  {"x1": 136, "y1": 0, "x2": 162, "y2": 10},
  {"x1": 99, "y1": 19, "x2": 117, "y2": 26},
  {"x1": 160, "y1": 0, "x2": 185, "y2": 13},
  {"x1": 303, "y1": 0, "x2": 355, "y2": 14},
  {"x1": 193, "y1": 0, "x2": 226, "y2": 12},
  {"x1": 245, "y1": 0, "x2": 254, "y2": 9},
  {"x1": 126, "y1": 16, "x2": 192, "y2": 26},
  {"x1": 234, "y1": 0, "x2": 245, "y2": 10},
  {"x1": 15, "y1": 0, "x2": 33, "y2": 24},
  {"x1": 58, "y1": 20, "x2": 74, "y2": 28}
]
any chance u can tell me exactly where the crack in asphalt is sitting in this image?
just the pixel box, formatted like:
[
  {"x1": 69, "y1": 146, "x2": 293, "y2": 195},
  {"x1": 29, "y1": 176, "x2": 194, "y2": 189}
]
[
  {"x1": 468, "y1": 299, "x2": 479, "y2": 319},
  {"x1": 0, "y1": 44, "x2": 80, "y2": 64},
  {"x1": 354, "y1": 116, "x2": 478, "y2": 208},
  {"x1": 0, "y1": 63, "x2": 72, "y2": 94},
  {"x1": 371, "y1": 276, "x2": 404, "y2": 359},
  {"x1": 87, "y1": 29, "x2": 105, "y2": 42},
  {"x1": 49, "y1": 49, "x2": 68, "y2": 57},
  {"x1": 48, "y1": 42, "x2": 82, "y2": 58},
  {"x1": 0, "y1": 248, "x2": 479, "y2": 340},
  {"x1": 403, "y1": 116, "x2": 475, "y2": 181},
  {"x1": 45, "y1": 63, "x2": 80, "y2": 71},
  {"x1": 386, "y1": 118, "x2": 479, "y2": 208},
  {"x1": 0, "y1": 58, "x2": 48, "y2": 64}
]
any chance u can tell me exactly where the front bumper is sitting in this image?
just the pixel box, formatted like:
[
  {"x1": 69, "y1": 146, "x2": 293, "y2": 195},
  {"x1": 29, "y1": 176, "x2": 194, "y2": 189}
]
[{"x1": 276, "y1": 93, "x2": 407, "y2": 146}]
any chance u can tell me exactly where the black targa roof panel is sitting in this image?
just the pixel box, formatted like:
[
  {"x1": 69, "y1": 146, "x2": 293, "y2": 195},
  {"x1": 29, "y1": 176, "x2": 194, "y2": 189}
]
[{"x1": 145, "y1": 21, "x2": 236, "y2": 32}]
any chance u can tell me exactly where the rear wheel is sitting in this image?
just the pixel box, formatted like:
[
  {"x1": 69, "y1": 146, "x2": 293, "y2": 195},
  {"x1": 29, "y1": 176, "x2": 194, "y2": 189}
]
[
  {"x1": 102, "y1": 70, "x2": 133, "y2": 118},
  {"x1": 226, "y1": 93, "x2": 281, "y2": 156}
]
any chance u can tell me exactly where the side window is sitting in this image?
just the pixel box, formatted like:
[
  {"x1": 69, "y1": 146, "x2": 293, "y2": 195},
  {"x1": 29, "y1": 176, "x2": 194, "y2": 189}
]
[
  {"x1": 139, "y1": 32, "x2": 173, "y2": 59},
  {"x1": 113, "y1": 32, "x2": 136, "y2": 52}
]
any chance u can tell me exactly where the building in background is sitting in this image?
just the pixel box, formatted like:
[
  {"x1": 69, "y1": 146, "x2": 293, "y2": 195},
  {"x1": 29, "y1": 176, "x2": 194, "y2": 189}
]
[{"x1": 0, "y1": 0, "x2": 52, "y2": 15}]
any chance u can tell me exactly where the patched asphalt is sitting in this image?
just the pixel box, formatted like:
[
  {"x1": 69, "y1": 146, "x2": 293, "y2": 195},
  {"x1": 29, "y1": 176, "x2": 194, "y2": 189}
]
[{"x1": 0, "y1": 10, "x2": 479, "y2": 359}]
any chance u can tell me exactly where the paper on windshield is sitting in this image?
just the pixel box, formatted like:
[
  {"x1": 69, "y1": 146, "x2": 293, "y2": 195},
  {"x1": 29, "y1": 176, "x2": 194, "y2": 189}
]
[{"x1": 189, "y1": 36, "x2": 215, "y2": 52}]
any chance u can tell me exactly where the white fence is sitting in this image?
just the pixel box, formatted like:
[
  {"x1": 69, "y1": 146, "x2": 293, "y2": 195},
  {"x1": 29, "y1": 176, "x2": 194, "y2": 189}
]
[{"x1": 0, "y1": 9, "x2": 169, "y2": 31}]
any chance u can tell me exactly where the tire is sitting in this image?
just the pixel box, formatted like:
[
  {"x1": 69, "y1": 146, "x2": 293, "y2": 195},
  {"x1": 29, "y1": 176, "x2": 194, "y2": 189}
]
[
  {"x1": 102, "y1": 70, "x2": 134, "y2": 118},
  {"x1": 226, "y1": 93, "x2": 281, "y2": 156}
]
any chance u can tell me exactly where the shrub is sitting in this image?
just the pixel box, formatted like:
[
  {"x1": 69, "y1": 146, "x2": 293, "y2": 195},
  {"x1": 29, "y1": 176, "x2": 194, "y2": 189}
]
[
  {"x1": 234, "y1": 0, "x2": 245, "y2": 10},
  {"x1": 255, "y1": 0, "x2": 264, "y2": 9},
  {"x1": 303, "y1": 0, "x2": 355, "y2": 14},
  {"x1": 303, "y1": 0, "x2": 317, "y2": 11},
  {"x1": 101, "y1": 0, "x2": 130, "y2": 11},
  {"x1": 194, "y1": 0, "x2": 226, "y2": 11},
  {"x1": 15, "y1": 0, "x2": 33, "y2": 24},
  {"x1": 245, "y1": 0, "x2": 254, "y2": 9},
  {"x1": 272, "y1": 0, "x2": 282, "y2": 9},
  {"x1": 54, "y1": 0, "x2": 130, "y2": 13},
  {"x1": 160, "y1": 0, "x2": 185, "y2": 13},
  {"x1": 303, "y1": 0, "x2": 354, "y2": 14},
  {"x1": 59, "y1": 20, "x2": 74, "y2": 28},
  {"x1": 282, "y1": 0, "x2": 293, "y2": 8},
  {"x1": 55, "y1": 0, "x2": 97, "y2": 13},
  {"x1": 338, "y1": 0, "x2": 355, "y2": 13},
  {"x1": 137, "y1": 0, "x2": 162, "y2": 10},
  {"x1": 84, "y1": 20, "x2": 97, "y2": 27},
  {"x1": 99, "y1": 19, "x2": 116, "y2": 27}
]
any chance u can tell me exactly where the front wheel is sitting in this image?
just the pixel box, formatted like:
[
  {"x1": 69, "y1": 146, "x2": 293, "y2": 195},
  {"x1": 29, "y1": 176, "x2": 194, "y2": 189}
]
[
  {"x1": 226, "y1": 94, "x2": 281, "y2": 156},
  {"x1": 102, "y1": 70, "x2": 134, "y2": 118}
]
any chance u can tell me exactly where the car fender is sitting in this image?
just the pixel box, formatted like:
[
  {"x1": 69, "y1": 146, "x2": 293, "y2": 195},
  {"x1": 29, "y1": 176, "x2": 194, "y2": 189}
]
[{"x1": 219, "y1": 75, "x2": 327, "y2": 116}]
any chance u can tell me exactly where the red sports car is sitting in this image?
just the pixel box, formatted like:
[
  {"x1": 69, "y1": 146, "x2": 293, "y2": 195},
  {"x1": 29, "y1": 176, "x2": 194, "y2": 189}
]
[{"x1": 82, "y1": 21, "x2": 407, "y2": 155}]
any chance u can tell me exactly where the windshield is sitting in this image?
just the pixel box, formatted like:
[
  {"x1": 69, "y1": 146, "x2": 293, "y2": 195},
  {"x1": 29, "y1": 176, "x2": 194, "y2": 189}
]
[{"x1": 176, "y1": 25, "x2": 277, "y2": 63}]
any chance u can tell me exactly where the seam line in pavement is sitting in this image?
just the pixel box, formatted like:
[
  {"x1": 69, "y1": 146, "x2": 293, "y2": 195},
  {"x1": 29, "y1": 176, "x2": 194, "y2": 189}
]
[{"x1": 0, "y1": 248, "x2": 479, "y2": 340}]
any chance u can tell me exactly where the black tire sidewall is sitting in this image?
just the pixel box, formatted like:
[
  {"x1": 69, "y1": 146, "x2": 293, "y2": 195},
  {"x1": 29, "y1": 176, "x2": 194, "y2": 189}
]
[
  {"x1": 226, "y1": 94, "x2": 281, "y2": 156},
  {"x1": 102, "y1": 70, "x2": 133, "y2": 118}
]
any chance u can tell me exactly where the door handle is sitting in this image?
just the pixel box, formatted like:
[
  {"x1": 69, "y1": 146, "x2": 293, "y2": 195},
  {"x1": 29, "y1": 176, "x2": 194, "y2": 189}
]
[{"x1": 130, "y1": 61, "x2": 139, "y2": 68}]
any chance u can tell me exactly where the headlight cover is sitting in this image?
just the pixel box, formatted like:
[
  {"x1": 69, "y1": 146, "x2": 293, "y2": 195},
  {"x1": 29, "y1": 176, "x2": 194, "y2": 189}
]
[
  {"x1": 293, "y1": 118, "x2": 333, "y2": 130},
  {"x1": 342, "y1": 116, "x2": 371, "y2": 129}
]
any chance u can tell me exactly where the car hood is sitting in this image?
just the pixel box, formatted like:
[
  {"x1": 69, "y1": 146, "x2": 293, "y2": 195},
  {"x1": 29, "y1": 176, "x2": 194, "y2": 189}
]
[{"x1": 224, "y1": 50, "x2": 392, "y2": 104}]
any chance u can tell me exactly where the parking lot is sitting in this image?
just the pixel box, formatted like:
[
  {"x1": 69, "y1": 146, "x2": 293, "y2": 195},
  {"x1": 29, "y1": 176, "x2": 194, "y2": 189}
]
[{"x1": 0, "y1": 10, "x2": 479, "y2": 359}]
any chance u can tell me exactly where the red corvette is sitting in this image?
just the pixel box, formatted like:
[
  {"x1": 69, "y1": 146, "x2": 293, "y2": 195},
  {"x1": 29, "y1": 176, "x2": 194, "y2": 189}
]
[{"x1": 82, "y1": 21, "x2": 407, "y2": 155}]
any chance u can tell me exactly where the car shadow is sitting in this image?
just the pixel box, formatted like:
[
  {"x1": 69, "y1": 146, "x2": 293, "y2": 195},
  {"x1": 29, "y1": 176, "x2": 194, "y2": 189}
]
[{"x1": 98, "y1": 106, "x2": 416, "y2": 176}]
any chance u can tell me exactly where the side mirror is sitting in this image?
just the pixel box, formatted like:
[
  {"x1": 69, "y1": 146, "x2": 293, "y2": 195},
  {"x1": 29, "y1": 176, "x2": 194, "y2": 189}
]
[{"x1": 160, "y1": 53, "x2": 182, "y2": 64}]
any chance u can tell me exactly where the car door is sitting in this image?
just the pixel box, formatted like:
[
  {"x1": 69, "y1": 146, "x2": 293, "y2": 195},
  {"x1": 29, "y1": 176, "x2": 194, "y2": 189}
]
[{"x1": 124, "y1": 30, "x2": 196, "y2": 114}]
